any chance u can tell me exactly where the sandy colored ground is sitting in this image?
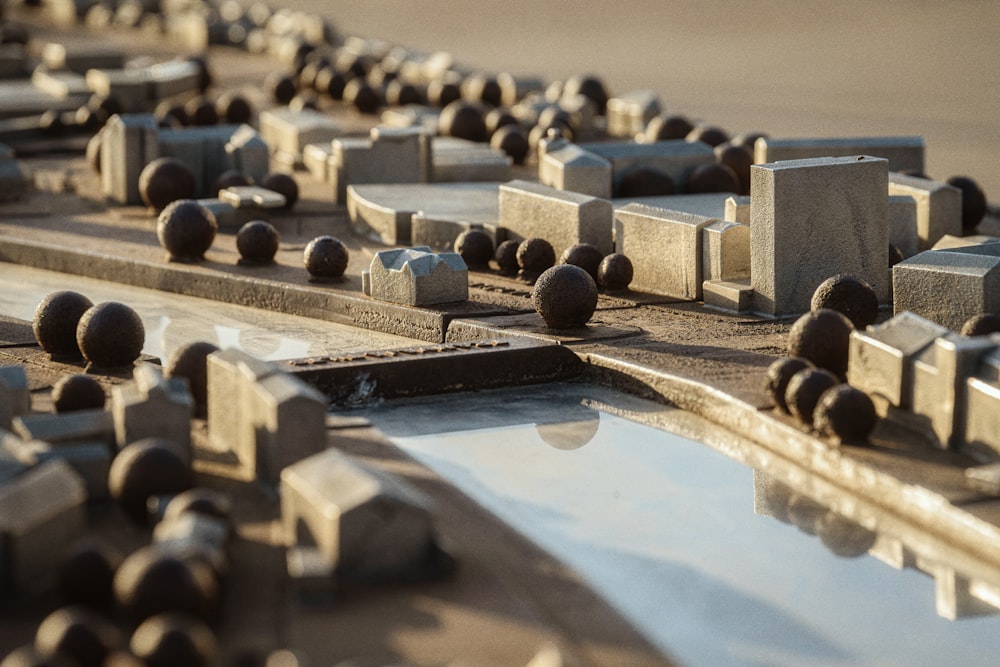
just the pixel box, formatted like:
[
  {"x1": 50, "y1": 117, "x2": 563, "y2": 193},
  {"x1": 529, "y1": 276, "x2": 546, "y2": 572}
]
[{"x1": 275, "y1": 0, "x2": 1000, "y2": 198}]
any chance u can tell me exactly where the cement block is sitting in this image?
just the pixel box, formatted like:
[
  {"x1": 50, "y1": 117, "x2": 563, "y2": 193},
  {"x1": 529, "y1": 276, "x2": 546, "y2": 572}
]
[
  {"x1": 724, "y1": 195, "x2": 751, "y2": 224},
  {"x1": 197, "y1": 198, "x2": 243, "y2": 231},
  {"x1": 31, "y1": 67, "x2": 89, "y2": 99},
  {"x1": 219, "y1": 186, "x2": 286, "y2": 210},
  {"x1": 539, "y1": 143, "x2": 613, "y2": 199},
  {"x1": 0, "y1": 433, "x2": 29, "y2": 484},
  {"x1": 702, "y1": 220, "x2": 750, "y2": 282},
  {"x1": 225, "y1": 125, "x2": 270, "y2": 184},
  {"x1": 303, "y1": 142, "x2": 333, "y2": 182},
  {"x1": 847, "y1": 311, "x2": 949, "y2": 408},
  {"x1": 892, "y1": 245, "x2": 1000, "y2": 331},
  {"x1": 0, "y1": 459, "x2": 87, "y2": 595},
  {"x1": 362, "y1": 246, "x2": 468, "y2": 306},
  {"x1": 965, "y1": 377, "x2": 1000, "y2": 462},
  {"x1": 153, "y1": 512, "x2": 229, "y2": 573},
  {"x1": 100, "y1": 113, "x2": 159, "y2": 204},
  {"x1": 86, "y1": 68, "x2": 154, "y2": 113},
  {"x1": 498, "y1": 180, "x2": 613, "y2": 258},
  {"x1": 754, "y1": 136, "x2": 925, "y2": 174},
  {"x1": 3, "y1": 436, "x2": 110, "y2": 501},
  {"x1": 347, "y1": 182, "x2": 499, "y2": 247},
  {"x1": 615, "y1": 193, "x2": 732, "y2": 220},
  {"x1": 0, "y1": 366, "x2": 29, "y2": 430},
  {"x1": 112, "y1": 363, "x2": 193, "y2": 458},
  {"x1": 702, "y1": 279, "x2": 753, "y2": 313},
  {"x1": 331, "y1": 126, "x2": 431, "y2": 203},
  {"x1": 888, "y1": 195, "x2": 919, "y2": 258},
  {"x1": 933, "y1": 568, "x2": 999, "y2": 619},
  {"x1": 158, "y1": 124, "x2": 247, "y2": 197},
  {"x1": 582, "y1": 140, "x2": 716, "y2": 194},
  {"x1": 13, "y1": 409, "x2": 114, "y2": 450},
  {"x1": 259, "y1": 108, "x2": 341, "y2": 163},
  {"x1": 206, "y1": 348, "x2": 279, "y2": 458},
  {"x1": 933, "y1": 235, "x2": 1000, "y2": 251},
  {"x1": 250, "y1": 372, "x2": 327, "y2": 485},
  {"x1": 431, "y1": 138, "x2": 511, "y2": 183},
  {"x1": 750, "y1": 155, "x2": 889, "y2": 316},
  {"x1": 411, "y1": 215, "x2": 498, "y2": 253},
  {"x1": 606, "y1": 90, "x2": 662, "y2": 138},
  {"x1": 888, "y1": 173, "x2": 962, "y2": 251},
  {"x1": 615, "y1": 203, "x2": 715, "y2": 300},
  {"x1": 281, "y1": 448, "x2": 435, "y2": 580},
  {"x1": 147, "y1": 60, "x2": 202, "y2": 100},
  {"x1": 911, "y1": 334, "x2": 995, "y2": 448}
]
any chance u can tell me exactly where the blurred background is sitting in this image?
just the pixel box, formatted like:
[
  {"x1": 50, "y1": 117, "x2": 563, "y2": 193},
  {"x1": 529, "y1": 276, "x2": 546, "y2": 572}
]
[{"x1": 288, "y1": 0, "x2": 1000, "y2": 198}]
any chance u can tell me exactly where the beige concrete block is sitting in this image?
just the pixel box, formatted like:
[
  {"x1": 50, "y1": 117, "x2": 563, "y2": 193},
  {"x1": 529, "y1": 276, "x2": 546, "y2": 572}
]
[
  {"x1": 250, "y1": 373, "x2": 327, "y2": 485},
  {"x1": 281, "y1": 448, "x2": 435, "y2": 580},
  {"x1": 583, "y1": 140, "x2": 715, "y2": 195},
  {"x1": 112, "y1": 363, "x2": 192, "y2": 457},
  {"x1": 499, "y1": 180, "x2": 613, "y2": 258},
  {"x1": 606, "y1": 90, "x2": 662, "y2": 138},
  {"x1": 750, "y1": 155, "x2": 889, "y2": 316},
  {"x1": 100, "y1": 113, "x2": 159, "y2": 204},
  {"x1": 615, "y1": 203, "x2": 715, "y2": 300},
  {"x1": 965, "y1": 377, "x2": 1000, "y2": 462},
  {"x1": 259, "y1": 108, "x2": 341, "y2": 162},
  {"x1": 847, "y1": 311, "x2": 948, "y2": 408},
  {"x1": 702, "y1": 220, "x2": 749, "y2": 282},
  {"x1": 0, "y1": 459, "x2": 87, "y2": 595},
  {"x1": 540, "y1": 143, "x2": 613, "y2": 199},
  {"x1": 888, "y1": 194, "x2": 919, "y2": 258},
  {"x1": 362, "y1": 246, "x2": 468, "y2": 306},
  {"x1": 724, "y1": 195, "x2": 751, "y2": 224},
  {"x1": 206, "y1": 348, "x2": 278, "y2": 459},
  {"x1": 888, "y1": 173, "x2": 962, "y2": 251},
  {"x1": 754, "y1": 136, "x2": 924, "y2": 174},
  {"x1": 702, "y1": 279, "x2": 753, "y2": 313},
  {"x1": 892, "y1": 245, "x2": 1000, "y2": 331}
]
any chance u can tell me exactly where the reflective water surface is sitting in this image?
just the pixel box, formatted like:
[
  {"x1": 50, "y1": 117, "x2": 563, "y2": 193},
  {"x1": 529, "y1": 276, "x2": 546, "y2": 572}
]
[
  {"x1": 0, "y1": 263, "x2": 417, "y2": 361},
  {"x1": 363, "y1": 383, "x2": 1000, "y2": 667}
]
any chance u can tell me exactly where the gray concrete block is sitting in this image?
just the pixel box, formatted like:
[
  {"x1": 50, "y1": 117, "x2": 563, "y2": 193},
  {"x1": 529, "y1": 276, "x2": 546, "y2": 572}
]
[
  {"x1": 3, "y1": 435, "x2": 110, "y2": 501},
  {"x1": 303, "y1": 142, "x2": 333, "y2": 182},
  {"x1": 0, "y1": 433, "x2": 29, "y2": 484},
  {"x1": 112, "y1": 363, "x2": 193, "y2": 458},
  {"x1": 196, "y1": 198, "x2": 243, "y2": 231},
  {"x1": 0, "y1": 366, "x2": 29, "y2": 431},
  {"x1": 888, "y1": 173, "x2": 962, "y2": 251},
  {"x1": 153, "y1": 512, "x2": 229, "y2": 572},
  {"x1": 219, "y1": 186, "x2": 286, "y2": 210},
  {"x1": 847, "y1": 311, "x2": 949, "y2": 409},
  {"x1": 754, "y1": 136, "x2": 925, "y2": 174},
  {"x1": 331, "y1": 126, "x2": 431, "y2": 203},
  {"x1": 615, "y1": 203, "x2": 715, "y2": 300},
  {"x1": 750, "y1": 155, "x2": 889, "y2": 316},
  {"x1": 362, "y1": 246, "x2": 468, "y2": 306},
  {"x1": 347, "y1": 182, "x2": 499, "y2": 247},
  {"x1": 606, "y1": 90, "x2": 662, "y2": 138},
  {"x1": 889, "y1": 194, "x2": 919, "y2": 258},
  {"x1": 499, "y1": 180, "x2": 613, "y2": 258},
  {"x1": 147, "y1": 59, "x2": 202, "y2": 99},
  {"x1": 702, "y1": 279, "x2": 753, "y2": 313},
  {"x1": 158, "y1": 124, "x2": 247, "y2": 197},
  {"x1": 911, "y1": 334, "x2": 995, "y2": 448},
  {"x1": 724, "y1": 195, "x2": 751, "y2": 224},
  {"x1": 13, "y1": 409, "x2": 114, "y2": 450},
  {"x1": 702, "y1": 220, "x2": 750, "y2": 282},
  {"x1": 259, "y1": 108, "x2": 341, "y2": 163},
  {"x1": 85, "y1": 68, "x2": 154, "y2": 113},
  {"x1": 582, "y1": 139, "x2": 716, "y2": 194},
  {"x1": 249, "y1": 372, "x2": 327, "y2": 485},
  {"x1": 431, "y1": 138, "x2": 511, "y2": 183},
  {"x1": 100, "y1": 113, "x2": 159, "y2": 204},
  {"x1": 933, "y1": 234, "x2": 1000, "y2": 250},
  {"x1": 892, "y1": 245, "x2": 1000, "y2": 331},
  {"x1": 964, "y1": 377, "x2": 1000, "y2": 462},
  {"x1": 614, "y1": 192, "x2": 733, "y2": 220},
  {"x1": 281, "y1": 448, "x2": 435, "y2": 580},
  {"x1": 206, "y1": 348, "x2": 279, "y2": 459},
  {"x1": 225, "y1": 125, "x2": 270, "y2": 185},
  {"x1": 0, "y1": 459, "x2": 87, "y2": 595},
  {"x1": 539, "y1": 143, "x2": 613, "y2": 199},
  {"x1": 411, "y1": 215, "x2": 498, "y2": 253}
]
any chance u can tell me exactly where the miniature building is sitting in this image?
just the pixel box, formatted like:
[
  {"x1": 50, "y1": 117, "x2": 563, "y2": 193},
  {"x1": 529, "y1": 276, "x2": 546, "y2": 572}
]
[
  {"x1": 892, "y1": 243, "x2": 1000, "y2": 331},
  {"x1": 888, "y1": 172, "x2": 962, "y2": 251},
  {"x1": 85, "y1": 59, "x2": 202, "y2": 113},
  {"x1": 0, "y1": 365, "x2": 29, "y2": 430},
  {"x1": 606, "y1": 90, "x2": 662, "y2": 138},
  {"x1": 329, "y1": 126, "x2": 431, "y2": 204},
  {"x1": 206, "y1": 349, "x2": 327, "y2": 484},
  {"x1": 362, "y1": 246, "x2": 469, "y2": 306},
  {"x1": 1, "y1": 426, "x2": 111, "y2": 502},
  {"x1": 848, "y1": 311, "x2": 1000, "y2": 460},
  {"x1": 281, "y1": 448, "x2": 437, "y2": 582},
  {"x1": 100, "y1": 115, "x2": 268, "y2": 204},
  {"x1": 753, "y1": 136, "x2": 925, "y2": 174},
  {"x1": 499, "y1": 180, "x2": 613, "y2": 258},
  {"x1": 431, "y1": 137, "x2": 511, "y2": 183},
  {"x1": 112, "y1": 363, "x2": 193, "y2": 458},
  {"x1": 260, "y1": 108, "x2": 341, "y2": 167},
  {"x1": 0, "y1": 459, "x2": 87, "y2": 597},
  {"x1": 750, "y1": 155, "x2": 889, "y2": 316}
]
